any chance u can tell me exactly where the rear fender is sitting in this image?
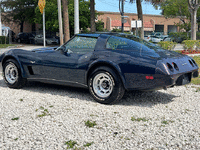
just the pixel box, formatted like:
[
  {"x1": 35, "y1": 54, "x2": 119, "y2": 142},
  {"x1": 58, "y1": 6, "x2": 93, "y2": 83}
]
[{"x1": 87, "y1": 60, "x2": 127, "y2": 89}]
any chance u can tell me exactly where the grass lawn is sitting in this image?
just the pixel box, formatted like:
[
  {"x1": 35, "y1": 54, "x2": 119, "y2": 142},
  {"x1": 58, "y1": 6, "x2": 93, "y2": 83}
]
[
  {"x1": 191, "y1": 56, "x2": 200, "y2": 85},
  {"x1": 0, "y1": 44, "x2": 15, "y2": 48}
]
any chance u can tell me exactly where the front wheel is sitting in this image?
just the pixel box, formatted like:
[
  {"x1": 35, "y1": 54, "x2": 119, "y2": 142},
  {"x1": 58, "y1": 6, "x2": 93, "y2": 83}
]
[
  {"x1": 3, "y1": 59, "x2": 27, "y2": 89},
  {"x1": 88, "y1": 67, "x2": 125, "y2": 104}
]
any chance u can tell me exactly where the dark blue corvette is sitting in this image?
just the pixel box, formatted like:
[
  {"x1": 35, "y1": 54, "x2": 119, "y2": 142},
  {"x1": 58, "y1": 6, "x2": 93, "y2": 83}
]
[{"x1": 0, "y1": 33, "x2": 199, "y2": 104}]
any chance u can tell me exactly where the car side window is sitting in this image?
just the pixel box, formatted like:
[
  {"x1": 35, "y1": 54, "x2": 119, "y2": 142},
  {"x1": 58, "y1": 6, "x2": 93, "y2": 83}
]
[
  {"x1": 64, "y1": 36, "x2": 97, "y2": 54},
  {"x1": 106, "y1": 36, "x2": 141, "y2": 52}
]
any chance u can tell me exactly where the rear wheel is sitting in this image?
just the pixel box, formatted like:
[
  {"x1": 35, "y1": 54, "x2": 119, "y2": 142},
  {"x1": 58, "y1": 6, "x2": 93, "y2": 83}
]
[
  {"x1": 3, "y1": 59, "x2": 27, "y2": 89},
  {"x1": 88, "y1": 67, "x2": 125, "y2": 104}
]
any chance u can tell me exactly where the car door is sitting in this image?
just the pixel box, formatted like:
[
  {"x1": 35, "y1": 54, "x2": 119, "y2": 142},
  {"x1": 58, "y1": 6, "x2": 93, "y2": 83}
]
[{"x1": 41, "y1": 36, "x2": 98, "y2": 85}]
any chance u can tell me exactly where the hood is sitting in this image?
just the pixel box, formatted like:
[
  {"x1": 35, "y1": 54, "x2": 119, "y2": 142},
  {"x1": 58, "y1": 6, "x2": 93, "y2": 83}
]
[{"x1": 31, "y1": 46, "x2": 59, "y2": 53}]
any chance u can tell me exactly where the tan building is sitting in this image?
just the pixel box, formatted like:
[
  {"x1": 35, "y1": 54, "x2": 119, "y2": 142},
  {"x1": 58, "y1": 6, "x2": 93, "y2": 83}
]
[{"x1": 97, "y1": 11, "x2": 186, "y2": 35}]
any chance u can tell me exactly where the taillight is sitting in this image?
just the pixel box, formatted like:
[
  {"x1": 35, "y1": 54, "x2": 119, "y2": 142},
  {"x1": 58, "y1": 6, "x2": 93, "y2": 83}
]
[{"x1": 146, "y1": 76, "x2": 154, "y2": 80}]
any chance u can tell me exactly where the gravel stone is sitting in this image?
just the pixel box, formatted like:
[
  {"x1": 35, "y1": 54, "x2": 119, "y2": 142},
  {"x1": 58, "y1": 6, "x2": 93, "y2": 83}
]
[{"x1": 0, "y1": 74, "x2": 200, "y2": 149}]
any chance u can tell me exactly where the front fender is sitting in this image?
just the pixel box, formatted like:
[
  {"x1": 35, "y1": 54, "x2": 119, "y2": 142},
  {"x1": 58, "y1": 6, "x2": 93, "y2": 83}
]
[{"x1": 1, "y1": 50, "x2": 27, "y2": 78}]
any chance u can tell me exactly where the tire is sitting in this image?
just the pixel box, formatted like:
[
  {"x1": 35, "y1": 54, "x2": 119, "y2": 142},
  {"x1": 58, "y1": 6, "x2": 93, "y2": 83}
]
[
  {"x1": 88, "y1": 67, "x2": 125, "y2": 104},
  {"x1": 3, "y1": 59, "x2": 27, "y2": 89}
]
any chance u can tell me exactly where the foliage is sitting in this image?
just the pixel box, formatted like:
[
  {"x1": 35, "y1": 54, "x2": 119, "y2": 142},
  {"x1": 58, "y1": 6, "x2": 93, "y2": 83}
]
[
  {"x1": 35, "y1": 0, "x2": 97, "y2": 35},
  {"x1": 196, "y1": 32, "x2": 200, "y2": 40},
  {"x1": 159, "y1": 0, "x2": 200, "y2": 33},
  {"x1": 0, "y1": 44, "x2": 15, "y2": 48},
  {"x1": 111, "y1": 28, "x2": 122, "y2": 32},
  {"x1": 0, "y1": 36, "x2": 9, "y2": 44},
  {"x1": 182, "y1": 40, "x2": 197, "y2": 50},
  {"x1": 174, "y1": 22, "x2": 191, "y2": 32},
  {"x1": 65, "y1": 140, "x2": 77, "y2": 149},
  {"x1": 158, "y1": 41, "x2": 175, "y2": 50},
  {"x1": 131, "y1": 117, "x2": 148, "y2": 122},
  {"x1": 85, "y1": 120, "x2": 97, "y2": 128},
  {"x1": 1, "y1": 0, "x2": 37, "y2": 28},
  {"x1": 169, "y1": 32, "x2": 189, "y2": 42},
  {"x1": 96, "y1": 20, "x2": 104, "y2": 32},
  {"x1": 83, "y1": 142, "x2": 94, "y2": 147},
  {"x1": 35, "y1": 0, "x2": 59, "y2": 32},
  {"x1": 191, "y1": 56, "x2": 200, "y2": 85},
  {"x1": 160, "y1": 0, "x2": 190, "y2": 20}
]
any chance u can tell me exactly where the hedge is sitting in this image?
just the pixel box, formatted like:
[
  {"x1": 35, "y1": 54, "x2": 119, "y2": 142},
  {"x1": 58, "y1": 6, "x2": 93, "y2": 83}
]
[
  {"x1": 157, "y1": 41, "x2": 175, "y2": 50},
  {"x1": 0, "y1": 36, "x2": 9, "y2": 44}
]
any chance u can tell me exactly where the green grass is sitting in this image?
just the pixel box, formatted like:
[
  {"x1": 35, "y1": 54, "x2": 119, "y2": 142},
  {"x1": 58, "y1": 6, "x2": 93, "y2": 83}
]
[
  {"x1": 65, "y1": 140, "x2": 77, "y2": 149},
  {"x1": 11, "y1": 117, "x2": 19, "y2": 120},
  {"x1": 85, "y1": 120, "x2": 97, "y2": 128},
  {"x1": 191, "y1": 56, "x2": 200, "y2": 85},
  {"x1": 0, "y1": 44, "x2": 15, "y2": 48},
  {"x1": 131, "y1": 117, "x2": 148, "y2": 122},
  {"x1": 161, "y1": 120, "x2": 174, "y2": 125},
  {"x1": 174, "y1": 50, "x2": 182, "y2": 54},
  {"x1": 83, "y1": 142, "x2": 94, "y2": 147}
]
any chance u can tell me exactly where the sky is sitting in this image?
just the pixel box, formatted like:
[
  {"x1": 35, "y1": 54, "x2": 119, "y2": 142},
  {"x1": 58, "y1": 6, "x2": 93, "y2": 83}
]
[{"x1": 95, "y1": 0, "x2": 162, "y2": 15}]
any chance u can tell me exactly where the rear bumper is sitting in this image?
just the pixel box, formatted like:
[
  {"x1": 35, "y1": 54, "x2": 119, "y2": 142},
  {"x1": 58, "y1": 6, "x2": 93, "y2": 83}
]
[{"x1": 124, "y1": 69, "x2": 199, "y2": 91}]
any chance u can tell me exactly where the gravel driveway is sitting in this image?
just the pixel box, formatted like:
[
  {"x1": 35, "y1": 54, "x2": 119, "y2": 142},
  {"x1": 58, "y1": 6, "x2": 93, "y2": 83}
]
[{"x1": 0, "y1": 73, "x2": 200, "y2": 149}]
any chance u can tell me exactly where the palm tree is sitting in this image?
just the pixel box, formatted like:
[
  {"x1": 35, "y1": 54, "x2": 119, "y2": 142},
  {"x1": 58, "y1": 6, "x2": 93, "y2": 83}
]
[
  {"x1": 90, "y1": 0, "x2": 96, "y2": 32},
  {"x1": 130, "y1": 0, "x2": 144, "y2": 39},
  {"x1": 62, "y1": 0, "x2": 70, "y2": 42}
]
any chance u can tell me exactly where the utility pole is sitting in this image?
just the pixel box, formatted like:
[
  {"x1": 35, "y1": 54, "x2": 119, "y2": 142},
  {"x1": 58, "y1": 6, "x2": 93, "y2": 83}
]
[
  {"x1": 119, "y1": 0, "x2": 125, "y2": 33},
  {"x1": 0, "y1": 5, "x2": 2, "y2": 36},
  {"x1": 57, "y1": 0, "x2": 63, "y2": 45},
  {"x1": 74, "y1": 0, "x2": 79, "y2": 34},
  {"x1": 43, "y1": 9, "x2": 46, "y2": 47}
]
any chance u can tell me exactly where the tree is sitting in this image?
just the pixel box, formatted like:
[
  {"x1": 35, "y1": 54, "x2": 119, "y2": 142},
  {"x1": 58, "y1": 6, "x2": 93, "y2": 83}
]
[
  {"x1": 90, "y1": 0, "x2": 96, "y2": 32},
  {"x1": 188, "y1": 0, "x2": 200, "y2": 40},
  {"x1": 35, "y1": 0, "x2": 59, "y2": 32},
  {"x1": 130, "y1": 0, "x2": 144, "y2": 39},
  {"x1": 160, "y1": 0, "x2": 191, "y2": 32},
  {"x1": 62, "y1": 0, "x2": 70, "y2": 42},
  {"x1": 34, "y1": 0, "x2": 93, "y2": 36},
  {"x1": 1, "y1": 0, "x2": 37, "y2": 32}
]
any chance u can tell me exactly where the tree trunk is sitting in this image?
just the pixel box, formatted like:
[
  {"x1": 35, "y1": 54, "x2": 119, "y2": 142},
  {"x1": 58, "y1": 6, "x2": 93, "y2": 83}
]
[
  {"x1": 191, "y1": 10, "x2": 197, "y2": 40},
  {"x1": 20, "y1": 21, "x2": 24, "y2": 32},
  {"x1": 136, "y1": 0, "x2": 144, "y2": 39},
  {"x1": 90, "y1": 0, "x2": 96, "y2": 32},
  {"x1": 62, "y1": 0, "x2": 70, "y2": 42},
  {"x1": 188, "y1": 0, "x2": 200, "y2": 40}
]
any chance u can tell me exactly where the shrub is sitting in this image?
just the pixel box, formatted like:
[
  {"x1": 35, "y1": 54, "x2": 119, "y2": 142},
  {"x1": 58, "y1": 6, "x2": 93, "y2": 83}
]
[
  {"x1": 169, "y1": 32, "x2": 189, "y2": 43},
  {"x1": 182, "y1": 40, "x2": 197, "y2": 52},
  {"x1": 158, "y1": 41, "x2": 175, "y2": 50},
  {"x1": 0, "y1": 36, "x2": 9, "y2": 44}
]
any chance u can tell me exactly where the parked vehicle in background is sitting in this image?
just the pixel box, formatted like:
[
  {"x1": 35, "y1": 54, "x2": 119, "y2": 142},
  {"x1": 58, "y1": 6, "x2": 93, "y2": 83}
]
[
  {"x1": 35, "y1": 35, "x2": 59, "y2": 45},
  {"x1": 16, "y1": 33, "x2": 35, "y2": 44},
  {"x1": 144, "y1": 35, "x2": 151, "y2": 42},
  {"x1": 151, "y1": 36, "x2": 163, "y2": 43}
]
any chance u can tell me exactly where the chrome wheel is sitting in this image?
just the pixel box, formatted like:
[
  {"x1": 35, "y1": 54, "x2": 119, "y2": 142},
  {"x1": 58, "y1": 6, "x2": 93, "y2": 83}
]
[
  {"x1": 93, "y1": 73, "x2": 114, "y2": 98},
  {"x1": 5, "y1": 63, "x2": 19, "y2": 84}
]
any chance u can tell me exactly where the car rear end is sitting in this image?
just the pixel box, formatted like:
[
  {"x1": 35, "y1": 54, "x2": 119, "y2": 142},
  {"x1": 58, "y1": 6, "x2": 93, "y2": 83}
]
[{"x1": 155, "y1": 55, "x2": 199, "y2": 89}]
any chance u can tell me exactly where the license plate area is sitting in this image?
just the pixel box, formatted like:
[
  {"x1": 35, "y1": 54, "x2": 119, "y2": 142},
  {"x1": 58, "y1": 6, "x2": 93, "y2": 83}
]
[{"x1": 176, "y1": 73, "x2": 191, "y2": 86}]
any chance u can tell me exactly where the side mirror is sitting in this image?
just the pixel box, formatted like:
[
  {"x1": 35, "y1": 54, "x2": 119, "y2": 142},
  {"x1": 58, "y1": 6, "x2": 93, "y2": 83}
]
[{"x1": 57, "y1": 45, "x2": 66, "y2": 54}]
